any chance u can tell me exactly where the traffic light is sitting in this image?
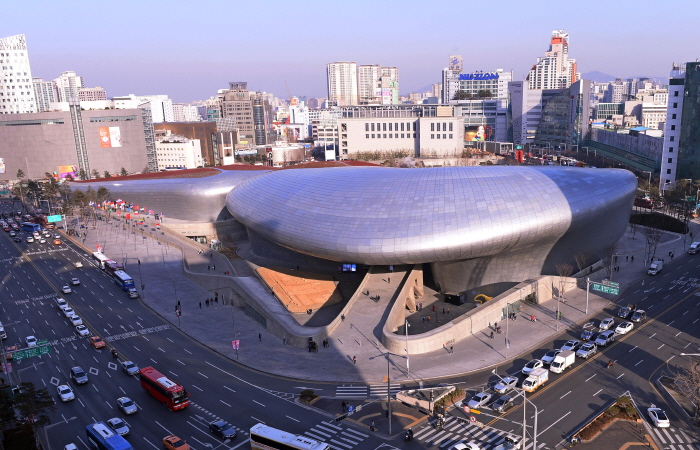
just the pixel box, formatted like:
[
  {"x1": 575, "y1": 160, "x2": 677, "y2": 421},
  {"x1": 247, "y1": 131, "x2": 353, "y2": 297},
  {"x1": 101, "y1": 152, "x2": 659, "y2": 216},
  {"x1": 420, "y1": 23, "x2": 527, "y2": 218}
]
[{"x1": 335, "y1": 414, "x2": 348, "y2": 422}]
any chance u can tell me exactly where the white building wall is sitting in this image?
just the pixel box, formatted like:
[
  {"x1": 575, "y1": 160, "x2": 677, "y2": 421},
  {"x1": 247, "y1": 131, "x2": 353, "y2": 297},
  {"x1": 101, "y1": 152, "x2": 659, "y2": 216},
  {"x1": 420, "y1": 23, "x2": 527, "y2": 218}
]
[
  {"x1": 659, "y1": 70, "x2": 685, "y2": 190},
  {"x1": 54, "y1": 71, "x2": 84, "y2": 102},
  {"x1": 327, "y1": 62, "x2": 357, "y2": 106},
  {"x1": 155, "y1": 138, "x2": 203, "y2": 170},
  {"x1": 0, "y1": 34, "x2": 37, "y2": 114}
]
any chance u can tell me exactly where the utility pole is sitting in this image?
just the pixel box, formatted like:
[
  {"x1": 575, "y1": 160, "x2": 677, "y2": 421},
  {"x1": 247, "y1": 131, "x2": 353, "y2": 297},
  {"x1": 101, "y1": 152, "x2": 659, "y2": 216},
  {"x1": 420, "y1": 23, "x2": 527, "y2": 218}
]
[{"x1": 386, "y1": 352, "x2": 391, "y2": 435}]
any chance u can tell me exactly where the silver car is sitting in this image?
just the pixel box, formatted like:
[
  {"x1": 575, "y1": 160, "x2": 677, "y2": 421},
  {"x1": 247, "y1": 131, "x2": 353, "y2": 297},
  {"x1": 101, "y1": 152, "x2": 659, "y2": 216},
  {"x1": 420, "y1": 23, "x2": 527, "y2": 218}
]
[
  {"x1": 120, "y1": 360, "x2": 139, "y2": 376},
  {"x1": 107, "y1": 417, "x2": 129, "y2": 436},
  {"x1": 493, "y1": 376, "x2": 518, "y2": 394},
  {"x1": 117, "y1": 396, "x2": 138, "y2": 414},
  {"x1": 467, "y1": 392, "x2": 492, "y2": 409}
]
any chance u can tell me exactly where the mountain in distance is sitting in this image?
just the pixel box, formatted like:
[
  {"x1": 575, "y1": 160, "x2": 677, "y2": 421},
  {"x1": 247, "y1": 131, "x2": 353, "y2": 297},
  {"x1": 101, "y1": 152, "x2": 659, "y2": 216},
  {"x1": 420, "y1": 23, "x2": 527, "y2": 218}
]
[{"x1": 581, "y1": 71, "x2": 617, "y2": 82}]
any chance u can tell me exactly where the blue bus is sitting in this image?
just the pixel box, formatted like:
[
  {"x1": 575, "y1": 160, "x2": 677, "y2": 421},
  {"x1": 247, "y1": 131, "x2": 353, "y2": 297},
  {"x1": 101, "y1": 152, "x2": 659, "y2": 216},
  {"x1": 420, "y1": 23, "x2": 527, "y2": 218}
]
[
  {"x1": 21, "y1": 222, "x2": 41, "y2": 232},
  {"x1": 85, "y1": 421, "x2": 132, "y2": 450},
  {"x1": 113, "y1": 270, "x2": 135, "y2": 290}
]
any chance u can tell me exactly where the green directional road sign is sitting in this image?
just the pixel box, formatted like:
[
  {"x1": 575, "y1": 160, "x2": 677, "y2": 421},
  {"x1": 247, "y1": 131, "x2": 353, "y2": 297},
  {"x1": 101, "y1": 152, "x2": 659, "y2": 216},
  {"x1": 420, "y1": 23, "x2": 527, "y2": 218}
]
[
  {"x1": 11, "y1": 345, "x2": 51, "y2": 361},
  {"x1": 47, "y1": 215, "x2": 62, "y2": 223},
  {"x1": 592, "y1": 282, "x2": 619, "y2": 296}
]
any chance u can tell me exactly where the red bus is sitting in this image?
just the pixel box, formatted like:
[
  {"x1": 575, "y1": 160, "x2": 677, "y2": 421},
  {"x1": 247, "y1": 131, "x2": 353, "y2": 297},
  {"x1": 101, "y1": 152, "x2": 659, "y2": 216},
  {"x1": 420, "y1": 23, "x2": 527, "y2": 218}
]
[
  {"x1": 104, "y1": 260, "x2": 125, "y2": 276},
  {"x1": 139, "y1": 366, "x2": 190, "y2": 411}
]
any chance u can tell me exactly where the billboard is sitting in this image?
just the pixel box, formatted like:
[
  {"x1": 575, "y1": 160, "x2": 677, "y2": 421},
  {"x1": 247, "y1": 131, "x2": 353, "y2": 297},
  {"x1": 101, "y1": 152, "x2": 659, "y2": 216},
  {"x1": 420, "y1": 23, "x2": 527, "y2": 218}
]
[
  {"x1": 0, "y1": 158, "x2": 4, "y2": 174},
  {"x1": 99, "y1": 126, "x2": 122, "y2": 148},
  {"x1": 58, "y1": 165, "x2": 78, "y2": 179},
  {"x1": 465, "y1": 125, "x2": 492, "y2": 142}
]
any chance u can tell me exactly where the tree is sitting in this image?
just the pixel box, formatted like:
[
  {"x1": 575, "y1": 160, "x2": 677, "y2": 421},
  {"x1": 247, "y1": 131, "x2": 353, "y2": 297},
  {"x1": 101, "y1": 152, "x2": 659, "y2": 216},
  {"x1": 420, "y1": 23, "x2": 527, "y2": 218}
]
[
  {"x1": 103, "y1": 170, "x2": 111, "y2": 178},
  {"x1": 14, "y1": 382, "x2": 56, "y2": 428},
  {"x1": 573, "y1": 252, "x2": 592, "y2": 276},
  {"x1": 66, "y1": 173, "x2": 74, "y2": 181},
  {"x1": 142, "y1": 165, "x2": 150, "y2": 174},
  {"x1": 120, "y1": 167, "x2": 128, "y2": 176},
  {"x1": 453, "y1": 90, "x2": 473, "y2": 100},
  {"x1": 91, "y1": 169, "x2": 100, "y2": 179},
  {"x1": 16, "y1": 169, "x2": 25, "y2": 180},
  {"x1": 96, "y1": 186, "x2": 111, "y2": 203},
  {"x1": 0, "y1": 388, "x2": 16, "y2": 430},
  {"x1": 676, "y1": 362, "x2": 700, "y2": 426},
  {"x1": 477, "y1": 89, "x2": 493, "y2": 98},
  {"x1": 26, "y1": 180, "x2": 42, "y2": 207},
  {"x1": 78, "y1": 169, "x2": 87, "y2": 181}
]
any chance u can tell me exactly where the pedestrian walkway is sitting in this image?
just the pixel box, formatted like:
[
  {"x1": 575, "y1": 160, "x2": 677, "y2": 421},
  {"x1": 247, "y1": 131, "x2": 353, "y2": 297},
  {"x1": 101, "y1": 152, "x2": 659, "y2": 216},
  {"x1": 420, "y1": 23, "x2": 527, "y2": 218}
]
[
  {"x1": 334, "y1": 383, "x2": 402, "y2": 398},
  {"x1": 303, "y1": 421, "x2": 369, "y2": 450},
  {"x1": 651, "y1": 427, "x2": 696, "y2": 450},
  {"x1": 62, "y1": 210, "x2": 690, "y2": 383}
]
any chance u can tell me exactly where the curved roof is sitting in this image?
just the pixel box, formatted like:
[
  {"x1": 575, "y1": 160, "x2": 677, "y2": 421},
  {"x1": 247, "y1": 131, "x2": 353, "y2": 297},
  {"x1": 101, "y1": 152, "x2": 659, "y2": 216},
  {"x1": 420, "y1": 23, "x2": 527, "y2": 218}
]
[{"x1": 226, "y1": 166, "x2": 636, "y2": 265}]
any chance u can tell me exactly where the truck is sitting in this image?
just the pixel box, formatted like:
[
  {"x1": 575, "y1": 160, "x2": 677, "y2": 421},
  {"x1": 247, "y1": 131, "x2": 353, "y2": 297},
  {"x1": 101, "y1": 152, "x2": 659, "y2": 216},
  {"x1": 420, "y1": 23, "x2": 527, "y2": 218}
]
[
  {"x1": 690, "y1": 242, "x2": 700, "y2": 254},
  {"x1": 648, "y1": 259, "x2": 663, "y2": 275},
  {"x1": 522, "y1": 367, "x2": 549, "y2": 392},
  {"x1": 549, "y1": 350, "x2": 576, "y2": 374}
]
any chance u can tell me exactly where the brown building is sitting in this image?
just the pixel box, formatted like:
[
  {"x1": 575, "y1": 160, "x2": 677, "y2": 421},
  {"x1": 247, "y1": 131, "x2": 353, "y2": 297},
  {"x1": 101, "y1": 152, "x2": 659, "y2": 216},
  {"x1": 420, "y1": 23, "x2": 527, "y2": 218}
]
[
  {"x1": 219, "y1": 82, "x2": 255, "y2": 145},
  {"x1": 153, "y1": 122, "x2": 237, "y2": 167}
]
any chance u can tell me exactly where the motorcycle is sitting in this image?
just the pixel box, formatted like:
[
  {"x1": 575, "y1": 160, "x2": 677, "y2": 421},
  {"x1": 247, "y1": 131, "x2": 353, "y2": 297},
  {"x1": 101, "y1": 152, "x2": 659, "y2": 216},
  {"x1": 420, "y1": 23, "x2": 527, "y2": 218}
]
[
  {"x1": 405, "y1": 429, "x2": 414, "y2": 441},
  {"x1": 111, "y1": 349, "x2": 118, "y2": 358}
]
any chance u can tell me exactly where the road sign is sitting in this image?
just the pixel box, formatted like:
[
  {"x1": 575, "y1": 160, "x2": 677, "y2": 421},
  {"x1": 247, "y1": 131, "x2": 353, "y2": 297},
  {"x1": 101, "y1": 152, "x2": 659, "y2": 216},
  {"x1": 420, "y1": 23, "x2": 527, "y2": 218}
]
[
  {"x1": 46, "y1": 214, "x2": 62, "y2": 223},
  {"x1": 470, "y1": 415, "x2": 477, "y2": 423},
  {"x1": 602, "y1": 280, "x2": 620, "y2": 287},
  {"x1": 36, "y1": 340, "x2": 48, "y2": 345},
  {"x1": 591, "y1": 283, "x2": 619, "y2": 296},
  {"x1": 11, "y1": 344, "x2": 51, "y2": 361},
  {"x1": 463, "y1": 406, "x2": 470, "y2": 413},
  {"x1": 231, "y1": 340, "x2": 240, "y2": 350}
]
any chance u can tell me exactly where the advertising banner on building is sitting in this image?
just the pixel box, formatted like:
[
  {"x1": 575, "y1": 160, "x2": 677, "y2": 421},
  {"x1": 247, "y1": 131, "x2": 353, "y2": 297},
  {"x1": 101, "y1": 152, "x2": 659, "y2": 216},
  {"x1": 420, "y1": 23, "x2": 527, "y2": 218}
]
[
  {"x1": 99, "y1": 126, "x2": 122, "y2": 148},
  {"x1": 465, "y1": 125, "x2": 492, "y2": 142},
  {"x1": 0, "y1": 158, "x2": 5, "y2": 174},
  {"x1": 58, "y1": 165, "x2": 78, "y2": 179}
]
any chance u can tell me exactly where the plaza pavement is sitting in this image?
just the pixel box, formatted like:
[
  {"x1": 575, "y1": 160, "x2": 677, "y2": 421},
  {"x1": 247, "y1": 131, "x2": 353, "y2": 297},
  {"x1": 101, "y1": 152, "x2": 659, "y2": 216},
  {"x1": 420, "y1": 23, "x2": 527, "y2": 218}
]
[{"x1": 63, "y1": 212, "x2": 693, "y2": 383}]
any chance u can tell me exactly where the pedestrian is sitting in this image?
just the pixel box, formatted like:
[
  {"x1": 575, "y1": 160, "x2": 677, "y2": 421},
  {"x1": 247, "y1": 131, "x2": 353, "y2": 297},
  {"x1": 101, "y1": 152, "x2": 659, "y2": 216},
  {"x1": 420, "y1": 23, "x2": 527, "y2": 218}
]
[
  {"x1": 669, "y1": 251, "x2": 672, "y2": 257},
  {"x1": 490, "y1": 331, "x2": 494, "y2": 339},
  {"x1": 199, "y1": 301, "x2": 202, "y2": 309},
  {"x1": 450, "y1": 343, "x2": 453, "y2": 353},
  {"x1": 211, "y1": 252, "x2": 213, "y2": 258},
  {"x1": 353, "y1": 356, "x2": 357, "y2": 365},
  {"x1": 387, "y1": 277, "x2": 390, "y2": 283},
  {"x1": 443, "y1": 308, "x2": 446, "y2": 314},
  {"x1": 341, "y1": 314, "x2": 345, "y2": 322},
  {"x1": 447, "y1": 308, "x2": 450, "y2": 314},
  {"x1": 205, "y1": 299, "x2": 209, "y2": 306},
  {"x1": 422, "y1": 316, "x2": 425, "y2": 323},
  {"x1": 371, "y1": 420, "x2": 375, "y2": 431},
  {"x1": 342, "y1": 400, "x2": 347, "y2": 412},
  {"x1": 208, "y1": 265, "x2": 210, "y2": 271},
  {"x1": 259, "y1": 333, "x2": 262, "y2": 342},
  {"x1": 213, "y1": 265, "x2": 216, "y2": 270},
  {"x1": 283, "y1": 338, "x2": 287, "y2": 345},
  {"x1": 432, "y1": 305, "x2": 436, "y2": 312},
  {"x1": 631, "y1": 255, "x2": 634, "y2": 262},
  {"x1": 427, "y1": 315, "x2": 431, "y2": 322},
  {"x1": 626, "y1": 255, "x2": 628, "y2": 261},
  {"x1": 389, "y1": 265, "x2": 393, "y2": 273}
]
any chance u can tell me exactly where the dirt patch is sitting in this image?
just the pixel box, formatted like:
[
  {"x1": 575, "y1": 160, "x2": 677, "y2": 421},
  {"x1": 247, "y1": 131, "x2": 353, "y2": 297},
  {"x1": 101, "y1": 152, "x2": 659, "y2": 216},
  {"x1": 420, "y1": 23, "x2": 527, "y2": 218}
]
[
  {"x1": 576, "y1": 396, "x2": 639, "y2": 442},
  {"x1": 218, "y1": 247, "x2": 242, "y2": 260},
  {"x1": 256, "y1": 267, "x2": 343, "y2": 313}
]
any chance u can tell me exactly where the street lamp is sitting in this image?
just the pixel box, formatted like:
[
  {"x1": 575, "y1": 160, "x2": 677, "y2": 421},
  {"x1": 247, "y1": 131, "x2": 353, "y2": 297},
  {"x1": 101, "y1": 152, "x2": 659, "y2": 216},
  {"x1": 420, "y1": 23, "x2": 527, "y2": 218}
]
[
  {"x1": 642, "y1": 171, "x2": 652, "y2": 192},
  {"x1": 492, "y1": 370, "x2": 538, "y2": 449},
  {"x1": 404, "y1": 320, "x2": 410, "y2": 374}
]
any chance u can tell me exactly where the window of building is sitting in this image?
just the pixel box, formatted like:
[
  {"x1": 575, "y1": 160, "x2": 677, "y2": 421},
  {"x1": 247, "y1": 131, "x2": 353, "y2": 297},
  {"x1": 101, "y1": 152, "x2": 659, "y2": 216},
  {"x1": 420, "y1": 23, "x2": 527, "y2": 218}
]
[
  {"x1": 365, "y1": 123, "x2": 369, "y2": 132},
  {"x1": 443, "y1": 134, "x2": 447, "y2": 139},
  {"x1": 449, "y1": 122, "x2": 453, "y2": 131},
  {"x1": 377, "y1": 123, "x2": 380, "y2": 131},
  {"x1": 383, "y1": 123, "x2": 386, "y2": 131},
  {"x1": 669, "y1": 147, "x2": 673, "y2": 152},
  {"x1": 673, "y1": 103, "x2": 678, "y2": 108},
  {"x1": 388, "y1": 123, "x2": 392, "y2": 131},
  {"x1": 371, "y1": 123, "x2": 375, "y2": 131},
  {"x1": 366, "y1": 134, "x2": 369, "y2": 139},
  {"x1": 443, "y1": 123, "x2": 447, "y2": 131},
  {"x1": 401, "y1": 123, "x2": 405, "y2": 131},
  {"x1": 668, "y1": 158, "x2": 673, "y2": 163},
  {"x1": 371, "y1": 134, "x2": 375, "y2": 138},
  {"x1": 401, "y1": 133, "x2": 404, "y2": 138},
  {"x1": 383, "y1": 134, "x2": 387, "y2": 138},
  {"x1": 449, "y1": 134, "x2": 453, "y2": 139},
  {"x1": 431, "y1": 134, "x2": 434, "y2": 139},
  {"x1": 431, "y1": 123, "x2": 434, "y2": 131},
  {"x1": 672, "y1": 114, "x2": 677, "y2": 119},
  {"x1": 437, "y1": 134, "x2": 441, "y2": 139},
  {"x1": 667, "y1": 169, "x2": 671, "y2": 174},
  {"x1": 674, "y1": 91, "x2": 679, "y2": 97},
  {"x1": 670, "y1": 136, "x2": 675, "y2": 142},
  {"x1": 671, "y1": 125, "x2": 675, "y2": 130}
]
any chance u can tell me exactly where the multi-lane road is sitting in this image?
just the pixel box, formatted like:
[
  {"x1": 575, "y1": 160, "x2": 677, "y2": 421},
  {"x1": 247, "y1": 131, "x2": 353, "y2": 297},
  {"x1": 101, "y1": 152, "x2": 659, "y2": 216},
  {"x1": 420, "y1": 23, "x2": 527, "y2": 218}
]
[{"x1": 1, "y1": 200, "x2": 699, "y2": 450}]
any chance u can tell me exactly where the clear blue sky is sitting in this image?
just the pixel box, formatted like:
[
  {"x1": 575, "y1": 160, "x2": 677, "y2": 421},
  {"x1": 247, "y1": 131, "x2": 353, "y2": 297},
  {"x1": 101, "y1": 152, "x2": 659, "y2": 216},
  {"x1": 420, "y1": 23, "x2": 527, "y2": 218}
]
[{"x1": 6, "y1": 0, "x2": 698, "y2": 103}]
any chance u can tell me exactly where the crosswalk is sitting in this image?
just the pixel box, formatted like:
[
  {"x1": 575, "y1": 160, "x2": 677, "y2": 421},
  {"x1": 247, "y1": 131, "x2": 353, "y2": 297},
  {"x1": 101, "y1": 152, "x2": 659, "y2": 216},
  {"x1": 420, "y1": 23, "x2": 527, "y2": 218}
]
[
  {"x1": 303, "y1": 421, "x2": 369, "y2": 450},
  {"x1": 652, "y1": 427, "x2": 697, "y2": 450},
  {"x1": 335, "y1": 383, "x2": 402, "y2": 398},
  {"x1": 413, "y1": 416, "x2": 545, "y2": 450}
]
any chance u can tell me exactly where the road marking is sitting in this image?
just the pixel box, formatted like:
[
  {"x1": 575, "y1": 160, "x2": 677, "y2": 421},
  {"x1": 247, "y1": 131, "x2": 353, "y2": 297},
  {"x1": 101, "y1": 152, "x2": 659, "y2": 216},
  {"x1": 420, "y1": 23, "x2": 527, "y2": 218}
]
[
  {"x1": 616, "y1": 373, "x2": 625, "y2": 379},
  {"x1": 537, "y1": 410, "x2": 571, "y2": 436},
  {"x1": 649, "y1": 333, "x2": 656, "y2": 339},
  {"x1": 667, "y1": 320, "x2": 675, "y2": 327},
  {"x1": 251, "y1": 416, "x2": 265, "y2": 424},
  {"x1": 220, "y1": 400, "x2": 231, "y2": 407},
  {"x1": 286, "y1": 415, "x2": 299, "y2": 422},
  {"x1": 560, "y1": 391, "x2": 571, "y2": 399},
  {"x1": 184, "y1": 349, "x2": 192, "y2": 354},
  {"x1": 694, "y1": 319, "x2": 699, "y2": 324},
  {"x1": 231, "y1": 439, "x2": 250, "y2": 449},
  {"x1": 635, "y1": 360, "x2": 643, "y2": 366},
  {"x1": 658, "y1": 344, "x2": 665, "y2": 350},
  {"x1": 224, "y1": 386, "x2": 236, "y2": 393},
  {"x1": 141, "y1": 437, "x2": 159, "y2": 449},
  {"x1": 686, "y1": 342, "x2": 692, "y2": 348},
  {"x1": 675, "y1": 331, "x2": 681, "y2": 337},
  {"x1": 253, "y1": 400, "x2": 265, "y2": 407},
  {"x1": 191, "y1": 384, "x2": 203, "y2": 391},
  {"x1": 629, "y1": 346, "x2": 638, "y2": 352},
  {"x1": 197, "y1": 372, "x2": 209, "y2": 379},
  {"x1": 176, "y1": 360, "x2": 185, "y2": 365}
]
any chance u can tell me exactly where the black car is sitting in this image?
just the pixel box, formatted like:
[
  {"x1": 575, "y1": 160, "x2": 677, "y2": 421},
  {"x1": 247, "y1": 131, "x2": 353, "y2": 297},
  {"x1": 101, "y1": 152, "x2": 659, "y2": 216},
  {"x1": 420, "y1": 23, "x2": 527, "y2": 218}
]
[
  {"x1": 13, "y1": 236, "x2": 21, "y2": 242},
  {"x1": 209, "y1": 420, "x2": 236, "y2": 439},
  {"x1": 69, "y1": 366, "x2": 89, "y2": 385},
  {"x1": 580, "y1": 330, "x2": 597, "y2": 341}
]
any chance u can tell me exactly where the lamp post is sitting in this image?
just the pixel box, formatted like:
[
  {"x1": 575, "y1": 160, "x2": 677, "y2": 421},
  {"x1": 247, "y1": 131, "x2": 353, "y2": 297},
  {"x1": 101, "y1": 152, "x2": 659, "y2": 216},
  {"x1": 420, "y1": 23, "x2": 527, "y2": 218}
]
[
  {"x1": 404, "y1": 320, "x2": 410, "y2": 374},
  {"x1": 492, "y1": 370, "x2": 538, "y2": 449}
]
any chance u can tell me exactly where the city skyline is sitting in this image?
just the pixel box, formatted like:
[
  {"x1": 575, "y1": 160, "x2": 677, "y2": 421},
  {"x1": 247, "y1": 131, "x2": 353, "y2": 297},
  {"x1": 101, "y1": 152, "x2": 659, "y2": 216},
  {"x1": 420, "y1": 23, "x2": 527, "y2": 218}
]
[{"x1": 5, "y1": 0, "x2": 697, "y2": 103}]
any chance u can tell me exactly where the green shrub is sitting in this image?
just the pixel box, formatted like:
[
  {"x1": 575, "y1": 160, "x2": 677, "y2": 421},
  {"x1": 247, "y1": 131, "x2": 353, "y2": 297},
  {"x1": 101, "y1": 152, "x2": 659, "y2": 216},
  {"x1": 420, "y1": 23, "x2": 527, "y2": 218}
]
[{"x1": 608, "y1": 405, "x2": 620, "y2": 416}]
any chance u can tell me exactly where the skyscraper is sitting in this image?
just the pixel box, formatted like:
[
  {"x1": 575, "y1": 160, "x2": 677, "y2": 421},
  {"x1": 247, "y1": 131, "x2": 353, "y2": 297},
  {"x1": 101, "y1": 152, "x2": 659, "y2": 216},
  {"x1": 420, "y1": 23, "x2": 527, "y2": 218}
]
[
  {"x1": 54, "y1": 71, "x2": 85, "y2": 102},
  {"x1": 33, "y1": 77, "x2": 58, "y2": 112},
  {"x1": 527, "y1": 30, "x2": 579, "y2": 90},
  {"x1": 220, "y1": 82, "x2": 255, "y2": 144},
  {"x1": 327, "y1": 62, "x2": 357, "y2": 106},
  {"x1": 0, "y1": 34, "x2": 38, "y2": 114}
]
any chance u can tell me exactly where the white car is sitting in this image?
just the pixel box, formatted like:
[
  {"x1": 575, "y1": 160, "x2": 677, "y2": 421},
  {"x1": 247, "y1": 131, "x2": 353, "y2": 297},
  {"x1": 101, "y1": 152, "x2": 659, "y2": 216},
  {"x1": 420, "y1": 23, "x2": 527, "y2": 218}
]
[
  {"x1": 493, "y1": 376, "x2": 518, "y2": 394},
  {"x1": 75, "y1": 325, "x2": 90, "y2": 336},
  {"x1": 541, "y1": 350, "x2": 562, "y2": 365},
  {"x1": 39, "y1": 238, "x2": 46, "y2": 244},
  {"x1": 26, "y1": 335, "x2": 37, "y2": 347},
  {"x1": 70, "y1": 315, "x2": 83, "y2": 326},
  {"x1": 450, "y1": 443, "x2": 481, "y2": 450},
  {"x1": 467, "y1": 392, "x2": 492, "y2": 409},
  {"x1": 61, "y1": 286, "x2": 72, "y2": 294},
  {"x1": 26, "y1": 236, "x2": 34, "y2": 243},
  {"x1": 74, "y1": 261, "x2": 83, "y2": 268},
  {"x1": 56, "y1": 384, "x2": 75, "y2": 402},
  {"x1": 70, "y1": 278, "x2": 80, "y2": 286},
  {"x1": 561, "y1": 340, "x2": 582, "y2": 351},
  {"x1": 522, "y1": 359, "x2": 543, "y2": 375},
  {"x1": 615, "y1": 321, "x2": 634, "y2": 335},
  {"x1": 56, "y1": 298, "x2": 68, "y2": 310},
  {"x1": 599, "y1": 318, "x2": 615, "y2": 331},
  {"x1": 648, "y1": 405, "x2": 670, "y2": 427},
  {"x1": 63, "y1": 307, "x2": 75, "y2": 318}
]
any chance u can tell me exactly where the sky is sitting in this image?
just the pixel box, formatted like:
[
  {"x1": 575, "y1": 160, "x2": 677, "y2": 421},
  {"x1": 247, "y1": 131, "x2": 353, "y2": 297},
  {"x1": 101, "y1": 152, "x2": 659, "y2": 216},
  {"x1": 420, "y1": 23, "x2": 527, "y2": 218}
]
[{"x1": 5, "y1": 0, "x2": 699, "y2": 103}]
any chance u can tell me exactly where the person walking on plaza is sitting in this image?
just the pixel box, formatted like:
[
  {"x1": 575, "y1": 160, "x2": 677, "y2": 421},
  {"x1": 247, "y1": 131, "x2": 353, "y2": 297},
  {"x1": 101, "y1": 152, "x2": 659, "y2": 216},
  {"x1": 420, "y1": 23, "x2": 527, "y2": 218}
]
[
  {"x1": 490, "y1": 331, "x2": 494, "y2": 339},
  {"x1": 352, "y1": 356, "x2": 357, "y2": 365},
  {"x1": 259, "y1": 333, "x2": 262, "y2": 342},
  {"x1": 199, "y1": 301, "x2": 201, "y2": 309},
  {"x1": 450, "y1": 343, "x2": 453, "y2": 353}
]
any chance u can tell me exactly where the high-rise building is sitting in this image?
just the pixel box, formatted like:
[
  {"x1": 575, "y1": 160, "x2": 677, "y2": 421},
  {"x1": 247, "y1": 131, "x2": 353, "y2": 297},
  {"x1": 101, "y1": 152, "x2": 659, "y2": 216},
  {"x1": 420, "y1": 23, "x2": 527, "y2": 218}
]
[
  {"x1": 32, "y1": 77, "x2": 58, "y2": 112},
  {"x1": 78, "y1": 87, "x2": 107, "y2": 102},
  {"x1": 603, "y1": 78, "x2": 626, "y2": 103},
  {"x1": 54, "y1": 71, "x2": 85, "y2": 102},
  {"x1": 659, "y1": 62, "x2": 700, "y2": 189},
  {"x1": 220, "y1": 82, "x2": 255, "y2": 144},
  {"x1": 327, "y1": 62, "x2": 357, "y2": 106},
  {"x1": 172, "y1": 103, "x2": 202, "y2": 122},
  {"x1": 113, "y1": 94, "x2": 173, "y2": 123},
  {"x1": 0, "y1": 34, "x2": 38, "y2": 114},
  {"x1": 527, "y1": 30, "x2": 579, "y2": 90}
]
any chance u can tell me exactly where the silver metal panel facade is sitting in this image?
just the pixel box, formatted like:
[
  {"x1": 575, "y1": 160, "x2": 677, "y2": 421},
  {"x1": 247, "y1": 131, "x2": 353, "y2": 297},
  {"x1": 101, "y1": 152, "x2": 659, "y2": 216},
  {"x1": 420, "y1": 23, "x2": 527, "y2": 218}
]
[
  {"x1": 226, "y1": 166, "x2": 636, "y2": 266},
  {"x1": 72, "y1": 169, "x2": 269, "y2": 223}
]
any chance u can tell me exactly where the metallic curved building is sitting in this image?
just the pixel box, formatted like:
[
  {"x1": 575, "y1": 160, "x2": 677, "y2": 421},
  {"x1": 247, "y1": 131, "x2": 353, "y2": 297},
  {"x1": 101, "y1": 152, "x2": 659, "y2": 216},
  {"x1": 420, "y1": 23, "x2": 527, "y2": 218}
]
[{"x1": 226, "y1": 166, "x2": 636, "y2": 292}]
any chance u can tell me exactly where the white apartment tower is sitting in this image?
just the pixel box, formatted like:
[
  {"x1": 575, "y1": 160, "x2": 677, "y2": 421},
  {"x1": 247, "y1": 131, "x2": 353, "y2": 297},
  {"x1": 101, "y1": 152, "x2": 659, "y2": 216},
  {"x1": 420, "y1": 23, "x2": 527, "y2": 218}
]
[
  {"x1": 54, "y1": 71, "x2": 85, "y2": 102},
  {"x1": 527, "y1": 30, "x2": 579, "y2": 90},
  {"x1": 327, "y1": 62, "x2": 357, "y2": 106},
  {"x1": 32, "y1": 77, "x2": 58, "y2": 112},
  {"x1": 0, "y1": 34, "x2": 38, "y2": 114}
]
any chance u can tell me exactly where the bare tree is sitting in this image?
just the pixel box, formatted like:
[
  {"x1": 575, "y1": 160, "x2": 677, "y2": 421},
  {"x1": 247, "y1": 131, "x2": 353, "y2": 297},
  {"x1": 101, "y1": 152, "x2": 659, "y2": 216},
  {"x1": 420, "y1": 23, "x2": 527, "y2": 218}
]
[
  {"x1": 639, "y1": 226, "x2": 662, "y2": 264},
  {"x1": 556, "y1": 263, "x2": 574, "y2": 296},
  {"x1": 573, "y1": 252, "x2": 592, "y2": 276},
  {"x1": 675, "y1": 362, "x2": 700, "y2": 426}
]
